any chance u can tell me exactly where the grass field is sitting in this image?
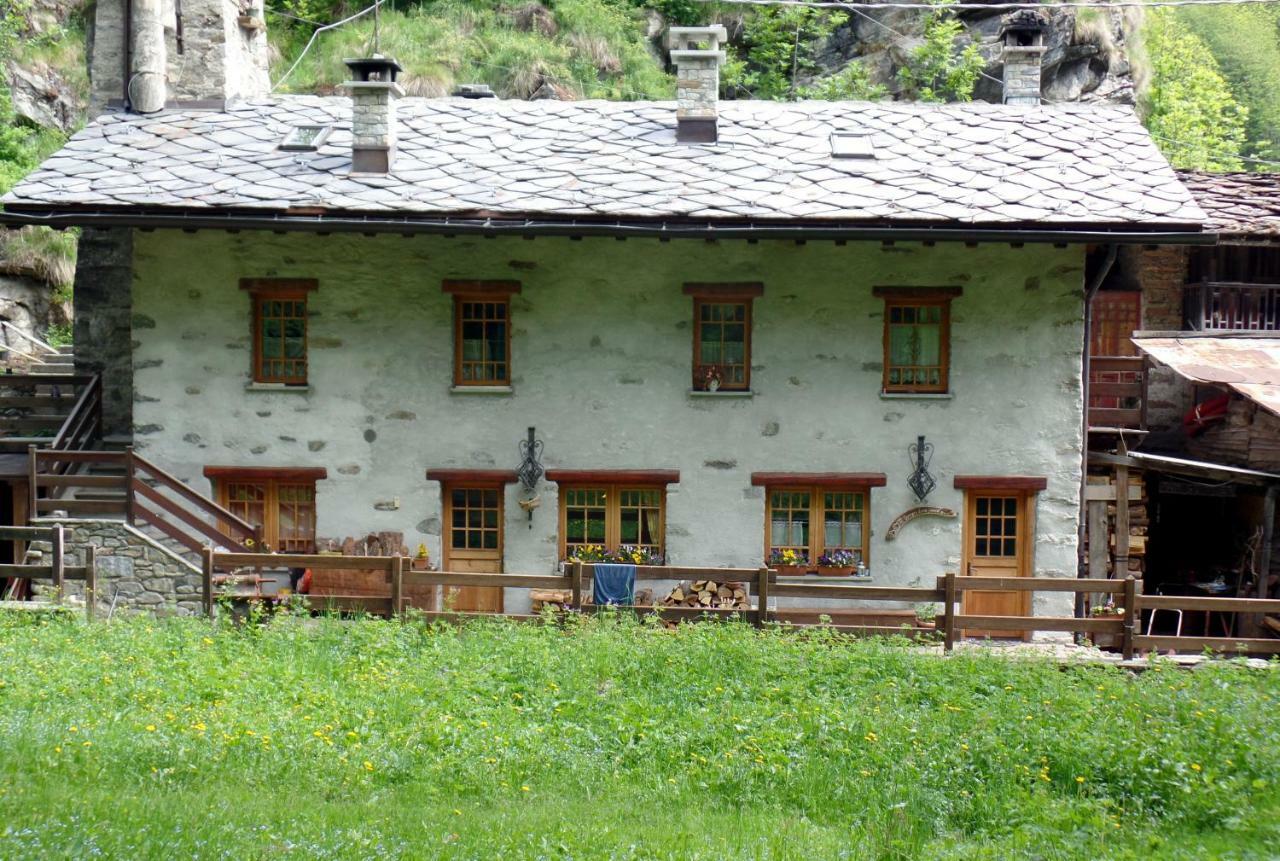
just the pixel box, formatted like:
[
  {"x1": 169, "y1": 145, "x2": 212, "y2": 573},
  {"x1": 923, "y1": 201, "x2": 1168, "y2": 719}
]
[{"x1": 0, "y1": 611, "x2": 1276, "y2": 860}]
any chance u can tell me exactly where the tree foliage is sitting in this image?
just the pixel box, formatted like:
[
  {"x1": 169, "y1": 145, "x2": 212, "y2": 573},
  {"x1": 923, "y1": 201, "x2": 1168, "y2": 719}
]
[
  {"x1": 733, "y1": 7, "x2": 848, "y2": 100},
  {"x1": 896, "y1": 1, "x2": 984, "y2": 103},
  {"x1": 1140, "y1": 10, "x2": 1248, "y2": 172}
]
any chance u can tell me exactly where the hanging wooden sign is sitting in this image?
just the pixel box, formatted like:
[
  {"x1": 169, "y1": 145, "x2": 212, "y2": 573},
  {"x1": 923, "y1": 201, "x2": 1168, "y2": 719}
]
[{"x1": 885, "y1": 506, "x2": 957, "y2": 541}]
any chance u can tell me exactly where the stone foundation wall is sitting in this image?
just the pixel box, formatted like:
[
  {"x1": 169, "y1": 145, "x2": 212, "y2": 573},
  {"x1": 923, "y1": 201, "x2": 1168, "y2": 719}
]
[{"x1": 30, "y1": 519, "x2": 203, "y2": 616}]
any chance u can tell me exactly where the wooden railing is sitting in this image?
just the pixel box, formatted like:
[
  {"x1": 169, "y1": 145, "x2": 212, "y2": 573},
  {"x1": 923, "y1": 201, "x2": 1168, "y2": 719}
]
[
  {"x1": 0, "y1": 524, "x2": 97, "y2": 620},
  {"x1": 29, "y1": 447, "x2": 261, "y2": 553},
  {"x1": 0, "y1": 374, "x2": 99, "y2": 454},
  {"x1": 1087, "y1": 356, "x2": 1145, "y2": 430},
  {"x1": 1184, "y1": 281, "x2": 1280, "y2": 332}
]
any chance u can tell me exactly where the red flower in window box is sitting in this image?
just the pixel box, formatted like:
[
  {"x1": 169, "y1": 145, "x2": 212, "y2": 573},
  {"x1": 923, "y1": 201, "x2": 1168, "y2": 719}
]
[{"x1": 694, "y1": 364, "x2": 725, "y2": 392}]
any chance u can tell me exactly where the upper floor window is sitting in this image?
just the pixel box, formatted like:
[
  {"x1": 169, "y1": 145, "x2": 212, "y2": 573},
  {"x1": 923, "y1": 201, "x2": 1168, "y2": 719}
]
[
  {"x1": 683, "y1": 282, "x2": 763, "y2": 392},
  {"x1": 874, "y1": 287, "x2": 960, "y2": 394},
  {"x1": 443, "y1": 280, "x2": 521, "y2": 387},
  {"x1": 241, "y1": 279, "x2": 316, "y2": 386},
  {"x1": 205, "y1": 466, "x2": 326, "y2": 553}
]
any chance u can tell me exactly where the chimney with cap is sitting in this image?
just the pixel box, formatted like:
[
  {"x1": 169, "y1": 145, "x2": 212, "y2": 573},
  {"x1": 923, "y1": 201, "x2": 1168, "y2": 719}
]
[
  {"x1": 1000, "y1": 10, "x2": 1047, "y2": 106},
  {"x1": 344, "y1": 55, "x2": 404, "y2": 173},
  {"x1": 669, "y1": 25, "x2": 727, "y2": 143}
]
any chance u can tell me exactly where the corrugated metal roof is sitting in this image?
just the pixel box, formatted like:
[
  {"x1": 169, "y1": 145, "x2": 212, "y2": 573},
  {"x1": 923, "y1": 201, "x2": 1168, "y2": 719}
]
[{"x1": 1133, "y1": 334, "x2": 1280, "y2": 417}]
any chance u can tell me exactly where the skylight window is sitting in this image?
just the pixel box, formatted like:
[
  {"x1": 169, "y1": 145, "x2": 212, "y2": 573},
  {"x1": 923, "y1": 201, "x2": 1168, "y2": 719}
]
[
  {"x1": 279, "y1": 124, "x2": 332, "y2": 151},
  {"x1": 831, "y1": 132, "x2": 875, "y2": 160}
]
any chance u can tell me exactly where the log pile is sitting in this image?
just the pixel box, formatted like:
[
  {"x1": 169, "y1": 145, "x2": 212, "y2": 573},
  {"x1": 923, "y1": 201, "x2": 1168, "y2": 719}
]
[
  {"x1": 530, "y1": 588, "x2": 654, "y2": 611},
  {"x1": 660, "y1": 579, "x2": 750, "y2": 610},
  {"x1": 1084, "y1": 472, "x2": 1147, "y2": 579}
]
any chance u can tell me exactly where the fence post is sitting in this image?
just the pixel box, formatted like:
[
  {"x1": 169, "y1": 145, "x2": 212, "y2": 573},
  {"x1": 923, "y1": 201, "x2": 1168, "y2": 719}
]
[
  {"x1": 27, "y1": 444, "x2": 37, "y2": 524},
  {"x1": 83, "y1": 545, "x2": 96, "y2": 622},
  {"x1": 201, "y1": 545, "x2": 214, "y2": 618},
  {"x1": 1122, "y1": 575, "x2": 1138, "y2": 661},
  {"x1": 756, "y1": 566, "x2": 770, "y2": 627},
  {"x1": 571, "y1": 560, "x2": 583, "y2": 610},
  {"x1": 50, "y1": 523, "x2": 64, "y2": 604},
  {"x1": 943, "y1": 571, "x2": 957, "y2": 652},
  {"x1": 390, "y1": 556, "x2": 404, "y2": 620},
  {"x1": 124, "y1": 446, "x2": 136, "y2": 527}
]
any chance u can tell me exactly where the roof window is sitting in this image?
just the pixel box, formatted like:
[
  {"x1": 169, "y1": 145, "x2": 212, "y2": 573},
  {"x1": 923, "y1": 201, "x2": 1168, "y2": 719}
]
[
  {"x1": 279, "y1": 124, "x2": 332, "y2": 151},
  {"x1": 831, "y1": 132, "x2": 875, "y2": 160}
]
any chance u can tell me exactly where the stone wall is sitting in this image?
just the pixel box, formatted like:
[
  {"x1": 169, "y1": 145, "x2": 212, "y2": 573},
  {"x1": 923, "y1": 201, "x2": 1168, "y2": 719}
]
[
  {"x1": 30, "y1": 518, "x2": 203, "y2": 616},
  {"x1": 126, "y1": 230, "x2": 1087, "y2": 618},
  {"x1": 72, "y1": 228, "x2": 133, "y2": 437},
  {"x1": 1117, "y1": 244, "x2": 1190, "y2": 442}
]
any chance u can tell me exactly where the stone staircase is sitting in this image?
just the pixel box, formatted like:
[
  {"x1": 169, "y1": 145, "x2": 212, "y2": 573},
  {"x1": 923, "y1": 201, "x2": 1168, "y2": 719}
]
[{"x1": 30, "y1": 343, "x2": 75, "y2": 376}]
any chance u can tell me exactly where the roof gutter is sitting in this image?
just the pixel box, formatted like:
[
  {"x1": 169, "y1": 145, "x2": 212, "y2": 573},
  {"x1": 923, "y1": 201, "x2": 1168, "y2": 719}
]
[{"x1": 0, "y1": 208, "x2": 1216, "y2": 245}]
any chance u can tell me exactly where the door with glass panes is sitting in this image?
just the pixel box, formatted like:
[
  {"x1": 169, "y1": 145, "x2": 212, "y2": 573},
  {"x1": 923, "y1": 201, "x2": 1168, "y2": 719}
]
[
  {"x1": 961, "y1": 490, "x2": 1032, "y2": 639},
  {"x1": 442, "y1": 484, "x2": 504, "y2": 613}
]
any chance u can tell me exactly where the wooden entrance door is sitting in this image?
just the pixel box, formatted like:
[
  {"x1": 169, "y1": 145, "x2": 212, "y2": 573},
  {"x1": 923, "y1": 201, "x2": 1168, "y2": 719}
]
[
  {"x1": 961, "y1": 491, "x2": 1032, "y2": 638},
  {"x1": 442, "y1": 485, "x2": 504, "y2": 613}
]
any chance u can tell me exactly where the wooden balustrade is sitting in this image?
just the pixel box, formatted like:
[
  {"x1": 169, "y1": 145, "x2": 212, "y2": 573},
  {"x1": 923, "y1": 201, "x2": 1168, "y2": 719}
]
[
  {"x1": 1087, "y1": 356, "x2": 1145, "y2": 430},
  {"x1": 0, "y1": 524, "x2": 96, "y2": 620},
  {"x1": 0, "y1": 375, "x2": 99, "y2": 454},
  {"x1": 1184, "y1": 281, "x2": 1280, "y2": 332}
]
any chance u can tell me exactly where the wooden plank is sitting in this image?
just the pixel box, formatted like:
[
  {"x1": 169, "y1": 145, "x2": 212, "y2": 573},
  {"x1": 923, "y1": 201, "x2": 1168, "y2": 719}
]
[
  {"x1": 772, "y1": 623, "x2": 930, "y2": 639},
  {"x1": 1089, "y1": 357, "x2": 1144, "y2": 373},
  {"x1": 577, "y1": 564, "x2": 760, "y2": 581},
  {"x1": 133, "y1": 479, "x2": 240, "y2": 550},
  {"x1": 201, "y1": 546, "x2": 214, "y2": 618},
  {"x1": 943, "y1": 571, "x2": 956, "y2": 651},
  {"x1": 953, "y1": 615, "x2": 1123, "y2": 633},
  {"x1": 1133, "y1": 635, "x2": 1280, "y2": 655},
  {"x1": 0, "y1": 564, "x2": 54, "y2": 578},
  {"x1": 1084, "y1": 484, "x2": 1142, "y2": 502},
  {"x1": 390, "y1": 557, "x2": 404, "y2": 619},
  {"x1": 212, "y1": 552, "x2": 397, "y2": 571},
  {"x1": 49, "y1": 523, "x2": 63, "y2": 603},
  {"x1": 133, "y1": 453, "x2": 258, "y2": 539},
  {"x1": 1088, "y1": 381, "x2": 1144, "y2": 398},
  {"x1": 571, "y1": 560, "x2": 582, "y2": 610},
  {"x1": 135, "y1": 505, "x2": 203, "y2": 555},
  {"x1": 1122, "y1": 576, "x2": 1138, "y2": 660},
  {"x1": 942, "y1": 575, "x2": 1131, "y2": 594},
  {"x1": 1114, "y1": 464, "x2": 1130, "y2": 582},
  {"x1": 1087, "y1": 500, "x2": 1108, "y2": 579},
  {"x1": 405, "y1": 571, "x2": 570, "y2": 590},
  {"x1": 1136, "y1": 595, "x2": 1280, "y2": 613},
  {"x1": 769, "y1": 583, "x2": 945, "y2": 601},
  {"x1": 38, "y1": 474, "x2": 127, "y2": 489},
  {"x1": 756, "y1": 566, "x2": 770, "y2": 626},
  {"x1": 1089, "y1": 407, "x2": 1143, "y2": 427},
  {"x1": 0, "y1": 525, "x2": 55, "y2": 540},
  {"x1": 83, "y1": 546, "x2": 96, "y2": 621},
  {"x1": 33, "y1": 449, "x2": 126, "y2": 464}
]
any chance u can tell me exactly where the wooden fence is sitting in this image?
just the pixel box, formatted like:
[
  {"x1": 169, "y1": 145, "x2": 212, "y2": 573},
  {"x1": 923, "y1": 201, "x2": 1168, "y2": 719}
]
[
  {"x1": 0, "y1": 524, "x2": 97, "y2": 619},
  {"x1": 191, "y1": 553, "x2": 1280, "y2": 656}
]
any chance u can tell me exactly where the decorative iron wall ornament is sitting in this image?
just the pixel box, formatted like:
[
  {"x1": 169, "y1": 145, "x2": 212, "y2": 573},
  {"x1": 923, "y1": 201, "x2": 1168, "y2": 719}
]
[
  {"x1": 516, "y1": 426, "x2": 545, "y2": 526},
  {"x1": 907, "y1": 435, "x2": 936, "y2": 502}
]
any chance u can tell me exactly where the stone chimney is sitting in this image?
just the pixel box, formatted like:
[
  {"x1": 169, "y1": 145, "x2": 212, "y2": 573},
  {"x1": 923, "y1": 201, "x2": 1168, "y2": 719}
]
[
  {"x1": 88, "y1": 0, "x2": 271, "y2": 116},
  {"x1": 1000, "y1": 10, "x2": 1048, "y2": 106},
  {"x1": 669, "y1": 25, "x2": 727, "y2": 143},
  {"x1": 343, "y1": 56, "x2": 404, "y2": 174}
]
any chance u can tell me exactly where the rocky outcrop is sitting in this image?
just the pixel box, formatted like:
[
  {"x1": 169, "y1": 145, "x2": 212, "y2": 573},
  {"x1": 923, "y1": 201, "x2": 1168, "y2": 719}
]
[{"x1": 4, "y1": 61, "x2": 84, "y2": 134}]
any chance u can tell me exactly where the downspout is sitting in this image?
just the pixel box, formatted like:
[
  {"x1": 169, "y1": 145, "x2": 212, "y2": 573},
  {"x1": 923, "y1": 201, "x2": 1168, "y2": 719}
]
[
  {"x1": 123, "y1": 0, "x2": 132, "y2": 109},
  {"x1": 1076, "y1": 244, "x2": 1119, "y2": 620}
]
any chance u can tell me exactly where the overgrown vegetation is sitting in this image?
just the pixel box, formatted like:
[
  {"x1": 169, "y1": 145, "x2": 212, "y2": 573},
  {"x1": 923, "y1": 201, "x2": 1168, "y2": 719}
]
[
  {"x1": 1138, "y1": 10, "x2": 1249, "y2": 171},
  {"x1": 0, "y1": 613, "x2": 1276, "y2": 859},
  {"x1": 896, "y1": 1, "x2": 985, "y2": 103}
]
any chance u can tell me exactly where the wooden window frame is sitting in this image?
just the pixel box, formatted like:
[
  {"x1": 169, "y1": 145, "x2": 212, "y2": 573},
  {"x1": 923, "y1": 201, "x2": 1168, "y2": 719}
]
[
  {"x1": 444, "y1": 484, "x2": 504, "y2": 555},
  {"x1": 684, "y1": 283, "x2": 763, "y2": 392},
  {"x1": 557, "y1": 484, "x2": 666, "y2": 560},
  {"x1": 205, "y1": 466, "x2": 327, "y2": 553},
  {"x1": 763, "y1": 483, "x2": 872, "y2": 566},
  {"x1": 874, "y1": 286, "x2": 959, "y2": 395},
  {"x1": 443, "y1": 280, "x2": 521, "y2": 388},
  {"x1": 241, "y1": 279, "x2": 317, "y2": 386}
]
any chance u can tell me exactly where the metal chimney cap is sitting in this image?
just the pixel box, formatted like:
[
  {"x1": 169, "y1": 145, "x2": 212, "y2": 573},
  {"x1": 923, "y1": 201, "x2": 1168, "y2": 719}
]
[
  {"x1": 452, "y1": 83, "x2": 497, "y2": 99},
  {"x1": 343, "y1": 55, "x2": 403, "y2": 83}
]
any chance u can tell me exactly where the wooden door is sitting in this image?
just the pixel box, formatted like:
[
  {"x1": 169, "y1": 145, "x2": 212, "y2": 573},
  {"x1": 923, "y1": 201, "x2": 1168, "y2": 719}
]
[
  {"x1": 442, "y1": 485, "x2": 504, "y2": 613},
  {"x1": 961, "y1": 491, "x2": 1032, "y2": 639}
]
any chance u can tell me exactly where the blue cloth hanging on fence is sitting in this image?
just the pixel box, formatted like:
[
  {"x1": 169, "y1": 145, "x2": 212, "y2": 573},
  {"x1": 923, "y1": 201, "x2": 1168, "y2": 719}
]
[{"x1": 592, "y1": 563, "x2": 636, "y2": 606}]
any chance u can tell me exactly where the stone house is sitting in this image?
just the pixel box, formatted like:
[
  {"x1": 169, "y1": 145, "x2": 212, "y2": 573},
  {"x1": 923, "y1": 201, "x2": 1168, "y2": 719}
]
[{"x1": 0, "y1": 6, "x2": 1211, "y2": 619}]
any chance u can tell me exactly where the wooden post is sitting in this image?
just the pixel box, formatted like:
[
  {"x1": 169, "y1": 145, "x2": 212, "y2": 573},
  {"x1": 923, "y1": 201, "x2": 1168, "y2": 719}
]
[
  {"x1": 1113, "y1": 464, "x2": 1130, "y2": 580},
  {"x1": 1122, "y1": 575, "x2": 1137, "y2": 660},
  {"x1": 1250, "y1": 486, "x2": 1276, "y2": 637},
  {"x1": 943, "y1": 571, "x2": 957, "y2": 652},
  {"x1": 756, "y1": 566, "x2": 771, "y2": 627},
  {"x1": 26, "y1": 444, "x2": 37, "y2": 525},
  {"x1": 83, "y1": 545, "x2": 96, "y2": 621},
  {"x1": 50, "y1": 523, "x2": 64, "y2": 603},
  {"x1": 124, "y1": 446, "x2": 136, "y2": 527},
  {"x1": 390, "y1": 556, "x2": 404, "y2": 620},
  {"x1": 201, "y1": 546, "x2": 214, "y2": 618},
  {"x1": 571, "y1": 560, "x2": 583, "y2": 610}
]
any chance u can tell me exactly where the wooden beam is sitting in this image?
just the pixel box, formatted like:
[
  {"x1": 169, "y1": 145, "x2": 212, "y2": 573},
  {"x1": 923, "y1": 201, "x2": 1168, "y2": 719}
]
[
  {"x1": 939, "y1": 575, "x2": 1131, "y2": 593},
  {"x1": 1087, "y1": 500, "x2": 1108, "y2": 579},
  {"x1": 1114, "y1": 464, "x2": 1131, "y2": 581},
  {"x1": 1133, "y1": 635, "x2": 1280, "y2": 655},
  {"x1": 952, "y1": 615, "x2": 1123, "y2": 633}
]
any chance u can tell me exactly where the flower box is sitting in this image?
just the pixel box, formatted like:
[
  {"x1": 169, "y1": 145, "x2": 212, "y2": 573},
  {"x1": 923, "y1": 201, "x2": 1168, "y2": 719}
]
[
  {"x1": 771, "y1": 564, "x2": 811, "y2": 577},
  {"x1": 815, "y1": 565, "x2": 857, "y2": 577}
]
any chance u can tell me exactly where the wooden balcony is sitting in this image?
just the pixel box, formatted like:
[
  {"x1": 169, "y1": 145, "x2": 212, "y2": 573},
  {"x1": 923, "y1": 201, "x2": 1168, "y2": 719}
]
[
  {"x1": 1184, "y1": 281, "x2": 1280, "y2": 332},
  {"x1": 1088, "y1": 356, "x2": 1145, "y2": 430}
]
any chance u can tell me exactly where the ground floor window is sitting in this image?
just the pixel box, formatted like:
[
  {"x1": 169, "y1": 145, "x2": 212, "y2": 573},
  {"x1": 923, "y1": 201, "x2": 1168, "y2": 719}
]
[
  {"x1": 560, "y1": 485, "x2": 665, "y2": 560},
  {"x1": 205, "y1": 467, "x2": 325, "y2": 553},
  {"x1": 765, "y1": 486, "x2": 868, "y2": 567}
]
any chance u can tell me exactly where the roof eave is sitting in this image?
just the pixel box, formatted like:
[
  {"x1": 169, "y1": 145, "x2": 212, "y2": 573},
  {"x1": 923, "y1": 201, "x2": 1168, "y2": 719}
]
[{"x1": 0, "y1": 205, "x2": 1215, "y2": 245}]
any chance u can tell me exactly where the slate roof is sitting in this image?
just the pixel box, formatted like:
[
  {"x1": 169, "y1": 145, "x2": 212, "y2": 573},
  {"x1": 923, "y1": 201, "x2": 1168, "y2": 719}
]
[
  {"x1": 2, "y1": 95, "x2": 1205, "y2": 230},
  {"x1": 1175, "y1": 170, "x2": 1280, "y2": 238}
]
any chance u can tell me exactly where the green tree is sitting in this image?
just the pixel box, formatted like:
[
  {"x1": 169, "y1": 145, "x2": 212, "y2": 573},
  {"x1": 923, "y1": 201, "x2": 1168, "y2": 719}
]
[
  {"x1": 896, "y1": 0, "x2": 984, "y2": 102},
  {"x1": 1140, "y1": 10, "x2": 1248, "y2": 171},
  {"x1": 737, "y1": 6, "x2": 848, "y2": 100}
]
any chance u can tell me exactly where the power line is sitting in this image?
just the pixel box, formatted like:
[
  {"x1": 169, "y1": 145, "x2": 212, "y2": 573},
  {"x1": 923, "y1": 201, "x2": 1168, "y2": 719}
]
[
  {"x1": 693, "y1": 0, "x2": 1280, "y2": 9},
  {"x1": 271, "y1": 0, "x2": 389, "y2": 93},
  {"x1": 1144, "y1": 132, "x2": 1280, "y2": 168}
]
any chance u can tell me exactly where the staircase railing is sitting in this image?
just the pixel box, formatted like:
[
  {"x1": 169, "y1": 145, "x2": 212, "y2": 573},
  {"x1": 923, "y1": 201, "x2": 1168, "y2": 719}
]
[{"x1": 0, "y1": 374, "x2": 98, "y2": 454}]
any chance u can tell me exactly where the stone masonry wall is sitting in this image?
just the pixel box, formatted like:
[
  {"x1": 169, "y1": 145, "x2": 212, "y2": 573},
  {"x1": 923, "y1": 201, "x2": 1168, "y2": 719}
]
[
  {"x1": 30, "y1": 519, "x2": 203, "y2": 616},
  {"x1": 127, "y1": 231, "x2": 1087, "y2": 619},
  {"x1": 72, "y1": 227, "x2": 133, "y2": 437}
]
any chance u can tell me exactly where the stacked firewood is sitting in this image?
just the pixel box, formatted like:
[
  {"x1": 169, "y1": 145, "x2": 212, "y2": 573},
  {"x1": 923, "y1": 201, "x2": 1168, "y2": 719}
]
[
  {"x1": 530, "y1": 588, "x2": 654, "y2": 611},
  {"x1": 660, "y1": 580, "x2": 749, "y2": 610}
]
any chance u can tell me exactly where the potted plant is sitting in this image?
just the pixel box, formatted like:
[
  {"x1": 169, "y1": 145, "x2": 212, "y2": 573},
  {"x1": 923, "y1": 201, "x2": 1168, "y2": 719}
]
[
  {"x1": 694, "y1": 364, "x2": 724, "y2": 392},
  {"x1": 613, "y1": 545, "x2": 664, "y2": 566},
  {"x1": 915, "y1": 603, "x2": 939, "y2": 630},
  {"x1": 767, "y1": 548, "x2": 810, "y2": 576},
  {"x1": 816, "y1": 548, "x2": 859, "y2": 576},
  {"x1": 1088, "y1": 599, "x2": 1124, "y2": 649}
]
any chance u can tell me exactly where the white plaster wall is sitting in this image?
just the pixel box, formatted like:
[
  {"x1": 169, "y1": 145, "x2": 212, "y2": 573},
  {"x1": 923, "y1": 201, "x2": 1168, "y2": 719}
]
[{"x1": 130, "y1": 231, "x2": 1085, "y2": 615}]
